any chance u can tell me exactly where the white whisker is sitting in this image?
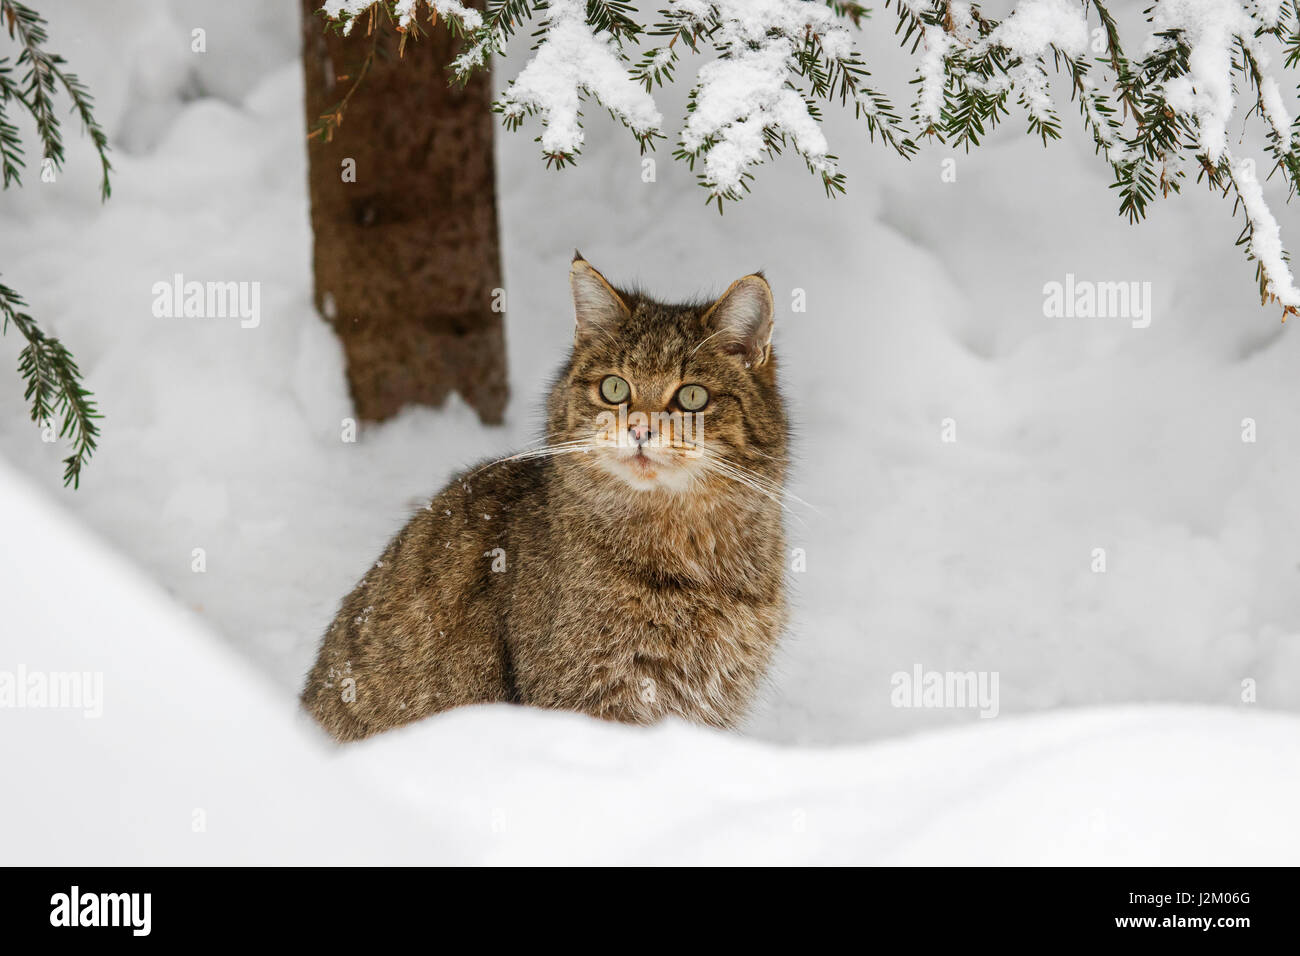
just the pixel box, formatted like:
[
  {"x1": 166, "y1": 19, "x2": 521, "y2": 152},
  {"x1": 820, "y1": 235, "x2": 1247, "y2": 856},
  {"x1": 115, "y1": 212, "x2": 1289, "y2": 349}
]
[
  {"x1": 468, "y1": 441, "x2": 599, "y2": 478},
  {"x1": 699, "y1": 451, "x2": 817, "y2": 513},
  {"x1": 696, "y1": 457, "x2": 808, "y2": 526}
]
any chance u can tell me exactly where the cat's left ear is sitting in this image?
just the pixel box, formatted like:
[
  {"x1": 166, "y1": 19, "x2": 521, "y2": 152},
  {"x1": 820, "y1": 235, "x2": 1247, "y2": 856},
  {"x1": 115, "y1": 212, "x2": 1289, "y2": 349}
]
[
  {"x1": 571, "y1": 254, "x2": 630, "y2": 341},
  {"x1": 703, "y1": 273, "x2": 775, "y2": 366}
]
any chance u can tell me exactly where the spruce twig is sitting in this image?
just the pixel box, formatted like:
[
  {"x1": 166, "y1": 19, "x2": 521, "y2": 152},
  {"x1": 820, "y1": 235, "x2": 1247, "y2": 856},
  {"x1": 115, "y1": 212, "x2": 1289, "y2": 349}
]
[
  {"x1": 0, "y1": 281, "x2": 102, "y2": 487},
  {"x1": 0, "y1": 0, "x2": 109, "y2": 486}
]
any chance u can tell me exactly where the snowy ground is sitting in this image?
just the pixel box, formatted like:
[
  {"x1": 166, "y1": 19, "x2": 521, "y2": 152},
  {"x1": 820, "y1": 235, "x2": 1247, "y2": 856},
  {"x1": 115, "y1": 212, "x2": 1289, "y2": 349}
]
[
  {"x1": 2, "y1": 1, "x2": 1299, "y2": 863},
  {"x1": 5, "y1": 453, "x2": 1298, "y2": 865}
]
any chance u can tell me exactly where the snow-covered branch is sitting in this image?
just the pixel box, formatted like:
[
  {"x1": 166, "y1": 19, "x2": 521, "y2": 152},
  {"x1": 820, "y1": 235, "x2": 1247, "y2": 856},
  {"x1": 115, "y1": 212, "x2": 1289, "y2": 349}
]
[
  {"x1": 658, "y1": 0, "x2": 892, "y2": 199},
  {"x1": 491, "y1": 0, "x2": 662, "y2": 162},
  {"x1": 887, "y1": 0, "x2": 1300, "y2": 313},
  {"x1": 1231, "y1": 153, "x2": 1300, "y2": 309},
  {"x1": 322, "y1": 0, "x2": 483, "y2": 34},
  {"x1": 1140, "y1": 0, "x2": 1300, "y2": 310},
  {"x1": 315, "y1": 0, "x2": 1300, "y2": 315}
]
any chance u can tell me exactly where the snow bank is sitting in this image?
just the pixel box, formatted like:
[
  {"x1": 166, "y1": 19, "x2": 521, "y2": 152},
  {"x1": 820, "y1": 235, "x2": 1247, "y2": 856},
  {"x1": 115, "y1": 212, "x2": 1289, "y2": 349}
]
[{"x1": 3, "y1": 456, "x2": 1296, "y2": 864}]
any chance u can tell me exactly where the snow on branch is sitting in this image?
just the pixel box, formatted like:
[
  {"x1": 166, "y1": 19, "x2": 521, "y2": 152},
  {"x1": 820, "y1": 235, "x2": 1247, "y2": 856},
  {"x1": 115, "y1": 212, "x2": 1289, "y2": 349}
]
[
  {"x1": 452, "y1": 0, "x2": 914, "y2": 196},
  {"x1": 314, "y1": 0, "x2": 1300, "y2": 315},
  {"x1": 1136, "y1": 0, "x2": 1300, "y2": 310},
  {"x1": 489, "y1": 0, "x2": 662, "y2": 163},
  {"x1": 321, "y1": 0, "x2": 483, "y2": 34},
  {"x1": 888, "y1": 0, "x2": 1300, "y2": 314},
  {"x1": 654, "y1": 0, "x2": 902, "y2": 200},
  {"x1": 1232, "y1": 153, "x2": 1300, "y2": 309},
  {"x1": 977, "y1": 0, "x2": 1089, "y2": 130},
  {"x1": 453, "y1": 0, "x2": 913, "y2": 198},
  {"x1": 1152, "y1": 0, "x2": 1264, "y2": 163}
]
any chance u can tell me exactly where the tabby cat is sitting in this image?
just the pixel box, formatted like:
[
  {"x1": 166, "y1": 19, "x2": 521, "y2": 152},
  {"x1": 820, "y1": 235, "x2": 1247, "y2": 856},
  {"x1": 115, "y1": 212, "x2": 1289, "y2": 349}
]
[{"x1": 302, "y1": 255, "x2": 788, "y2": 741}]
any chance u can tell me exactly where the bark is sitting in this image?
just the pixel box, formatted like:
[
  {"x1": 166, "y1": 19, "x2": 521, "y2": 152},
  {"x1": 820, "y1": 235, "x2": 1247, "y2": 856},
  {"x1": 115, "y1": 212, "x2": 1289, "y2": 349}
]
[{"x1": 300, "y1": 1, "x2": 507, "y2": 424}]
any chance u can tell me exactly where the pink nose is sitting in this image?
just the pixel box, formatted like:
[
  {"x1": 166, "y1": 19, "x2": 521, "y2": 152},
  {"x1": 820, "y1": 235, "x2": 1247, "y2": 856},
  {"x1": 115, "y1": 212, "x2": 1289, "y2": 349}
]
[{"x1": 628, "y1": 424, "x2": 650, "y2": 445}]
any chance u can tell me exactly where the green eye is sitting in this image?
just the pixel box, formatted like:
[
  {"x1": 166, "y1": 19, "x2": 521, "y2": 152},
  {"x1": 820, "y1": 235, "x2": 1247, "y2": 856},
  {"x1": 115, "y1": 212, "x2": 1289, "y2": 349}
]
[
  {"x1": 677, "y1": 384, "x2": 709, "y2": 411},
  {"x1": 600, "y1": 375, "x2": 630, "y2": 404}
]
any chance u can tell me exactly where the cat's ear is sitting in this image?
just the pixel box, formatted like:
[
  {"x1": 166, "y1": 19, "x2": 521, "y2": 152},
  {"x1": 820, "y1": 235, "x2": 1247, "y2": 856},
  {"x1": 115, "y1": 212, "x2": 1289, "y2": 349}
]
[
  {"x1": 703, "y1": 273, "x2": 774, "y2": 366},
  {"x1": 570, "y1": 254, "x2": 629, "y2": 341}
]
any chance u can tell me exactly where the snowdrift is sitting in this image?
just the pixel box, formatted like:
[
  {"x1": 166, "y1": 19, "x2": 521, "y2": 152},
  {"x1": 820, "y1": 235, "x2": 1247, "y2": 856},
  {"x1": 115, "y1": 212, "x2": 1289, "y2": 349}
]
[{"x1": 3, "y1": 459, "x2": 1296, "y2": 865}]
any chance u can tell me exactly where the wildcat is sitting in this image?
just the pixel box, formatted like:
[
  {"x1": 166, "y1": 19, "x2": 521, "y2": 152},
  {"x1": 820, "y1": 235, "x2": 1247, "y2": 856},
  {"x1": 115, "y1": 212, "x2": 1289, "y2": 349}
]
[{"x1": 301, "y1": 255, "x2": 788, "y2": 741}]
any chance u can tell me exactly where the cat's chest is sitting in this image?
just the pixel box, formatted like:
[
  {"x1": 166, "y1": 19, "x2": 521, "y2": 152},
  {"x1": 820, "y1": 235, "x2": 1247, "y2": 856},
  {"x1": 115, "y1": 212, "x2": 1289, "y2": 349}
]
[
  {"x1": 516, "y1": 573, "x2": 780, "y2": 725},
  {"x1": 503, "y1": 503, "x2": 784, "y2": 723}
]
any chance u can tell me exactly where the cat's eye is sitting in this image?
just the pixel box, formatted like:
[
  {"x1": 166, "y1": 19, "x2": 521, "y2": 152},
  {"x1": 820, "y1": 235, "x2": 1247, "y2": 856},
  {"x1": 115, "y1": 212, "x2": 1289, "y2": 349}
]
[
  {"x1": 600, "y1": 375, "x2": 631, "y2": 404},
  {"x1": 676, "y1": 384, "x2": 709, "y2": 412}
]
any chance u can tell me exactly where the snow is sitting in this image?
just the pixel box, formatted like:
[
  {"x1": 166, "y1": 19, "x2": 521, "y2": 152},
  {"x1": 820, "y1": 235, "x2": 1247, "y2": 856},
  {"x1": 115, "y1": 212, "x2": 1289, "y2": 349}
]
[
  {"x1": 682, "y1": 39, "x2": 835, "y2": 192},
  {"x1": 496, "y1": 0, "x2": 661, "y2": 158},
  {"x1": 321, "y1": 0, "x2": 483, "y2": 34},
  {"x1": 979, "y1": 0, "x2": 1090, "y2": 122},
  {"x1": 1144, "y1": 0, "x2": 1294, "y2": 185},
  {"x1": 1258, "y1": 73, "x2": 1292, "y2": 144},
  {"x1": 418, "y1": 0, "x2": 483, "y2": 31},
  {"x1": 1232, "y1": 154, "x2": 1300, "y2": 307},
  {"x1": 2, "y1": 0, "x2": 1300, "y2": 862},
  {"x1": 916, "y1": 25, "x2": 953, "y2": 128},
  {"x1": 3, "y1": 449, "x2": 1298, "y2": 864},
  {"x1": 987, "y1": 0, "x2": 1089, "y2": 59},
  {"x1": 485, "y1": 0, "x2": 858, "y2": 188},
  {"x1": 665, "y1": 1, "x2": 860, "y2": 192},
  {"x1": 1153, "y1": 0, "x2": 1246, "y2": 165}
]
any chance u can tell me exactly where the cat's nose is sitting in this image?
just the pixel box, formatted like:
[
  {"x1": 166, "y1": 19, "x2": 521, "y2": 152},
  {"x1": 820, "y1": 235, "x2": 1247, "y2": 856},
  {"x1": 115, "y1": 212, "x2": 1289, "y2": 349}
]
[{"x1": 628, "y1": 423, "x2": 650, "y2": 446}]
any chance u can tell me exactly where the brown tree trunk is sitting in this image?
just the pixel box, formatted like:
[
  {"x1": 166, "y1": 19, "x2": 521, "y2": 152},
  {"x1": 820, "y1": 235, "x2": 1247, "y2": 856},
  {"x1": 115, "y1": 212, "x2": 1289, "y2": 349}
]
[{"x1": 300, "y1": 1, "x2": 507, "y2": 424}]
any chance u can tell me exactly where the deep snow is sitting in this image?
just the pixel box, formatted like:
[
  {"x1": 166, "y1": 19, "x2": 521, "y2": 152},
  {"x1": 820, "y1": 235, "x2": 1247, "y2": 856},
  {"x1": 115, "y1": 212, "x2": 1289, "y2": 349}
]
[
  {"x1": 4, "y1": 450, "x2": 1298, "y2": 864},
  {"x1": 1, "y1": 1, "x2": 1299, "y2": 862}
]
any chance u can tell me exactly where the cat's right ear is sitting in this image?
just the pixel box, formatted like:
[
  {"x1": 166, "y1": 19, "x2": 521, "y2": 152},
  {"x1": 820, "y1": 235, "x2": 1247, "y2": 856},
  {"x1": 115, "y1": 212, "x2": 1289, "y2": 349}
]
[
  {"x1": 703, "y1": 273, "x2": 775, "y2": 366},
  {"x1": 571, "y1": 255, "x2": 629, "y2": 341}
]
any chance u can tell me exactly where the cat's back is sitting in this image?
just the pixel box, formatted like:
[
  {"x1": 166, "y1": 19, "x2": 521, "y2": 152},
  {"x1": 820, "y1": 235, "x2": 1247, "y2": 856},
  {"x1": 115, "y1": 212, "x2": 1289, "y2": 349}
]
[
  {"x1": 419, "y1": 453, "x2": 547, "y2": 543},
  {"x1": 301, "y1": 454, "x2": 548, "y2": 740}
]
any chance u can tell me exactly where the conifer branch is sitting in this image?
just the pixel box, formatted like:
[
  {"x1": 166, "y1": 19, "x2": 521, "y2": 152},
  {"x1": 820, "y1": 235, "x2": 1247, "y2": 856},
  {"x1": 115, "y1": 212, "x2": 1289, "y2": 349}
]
[
  {"x1": 317, "y1": 0, "x2": 1300, "y2": 315},
  {"x1": 0, "y1": 281, "x2": 102, "y2": 487},
  {"x1": 0, "y1": 1, "x2": 110, "y2": 486}
]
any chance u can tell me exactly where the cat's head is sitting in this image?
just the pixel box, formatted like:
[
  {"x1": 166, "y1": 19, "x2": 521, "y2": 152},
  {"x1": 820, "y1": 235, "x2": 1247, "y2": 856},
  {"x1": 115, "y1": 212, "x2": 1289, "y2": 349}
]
[{"x1": 547, "y1": 254, "x2": 787, "y2": 498}]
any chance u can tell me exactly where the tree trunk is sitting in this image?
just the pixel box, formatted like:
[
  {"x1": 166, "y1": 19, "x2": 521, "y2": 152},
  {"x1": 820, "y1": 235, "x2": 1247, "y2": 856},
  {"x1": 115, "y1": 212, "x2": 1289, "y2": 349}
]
[{"x1": 300, "y1": 1, "x2": 507, "y2": 424}]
